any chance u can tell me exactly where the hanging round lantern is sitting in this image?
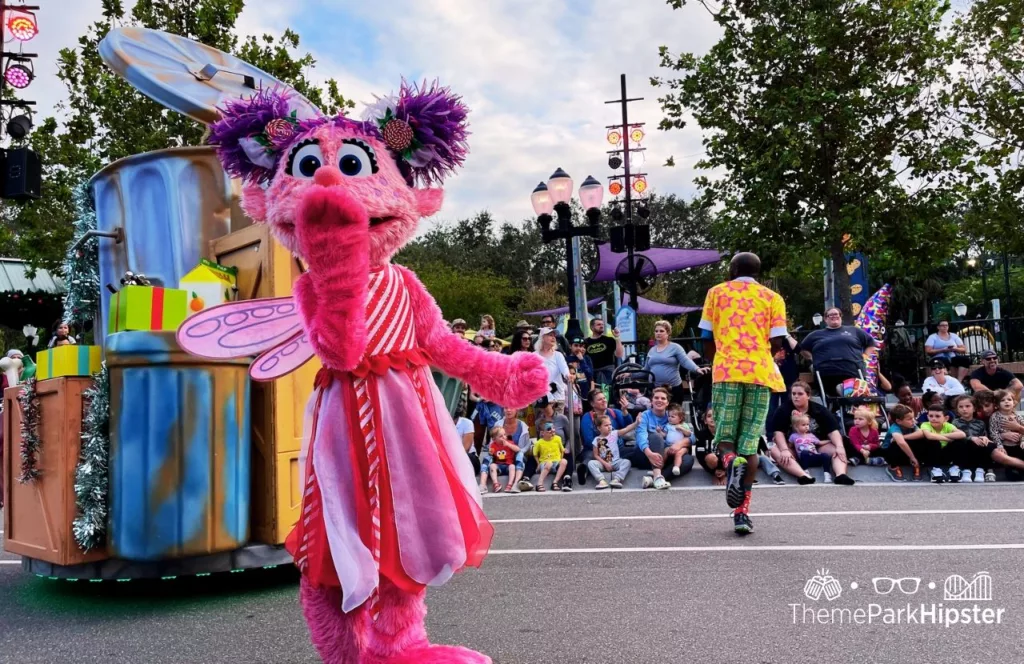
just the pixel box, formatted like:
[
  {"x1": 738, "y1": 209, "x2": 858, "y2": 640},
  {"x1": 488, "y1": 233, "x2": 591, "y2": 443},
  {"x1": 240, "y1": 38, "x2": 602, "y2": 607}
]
[
  {"x1": 630, "y1": 126, "x2": 645, "y2": 143},
  {"x1": 608, "y1": 179, "x2": 624, "y2": 196},
  {"x1": 632, "y1": 175, "x2": 648, "y2": 195},
  {"x1": 606, "y1": 128, "x2": 622, "y2": 146}
]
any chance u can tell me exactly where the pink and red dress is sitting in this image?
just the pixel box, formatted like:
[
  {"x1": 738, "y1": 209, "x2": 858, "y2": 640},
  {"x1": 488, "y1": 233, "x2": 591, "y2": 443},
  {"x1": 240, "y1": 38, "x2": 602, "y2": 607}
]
[{"x1": 285, "y1": 264, "x2": 492, "y2": 613}]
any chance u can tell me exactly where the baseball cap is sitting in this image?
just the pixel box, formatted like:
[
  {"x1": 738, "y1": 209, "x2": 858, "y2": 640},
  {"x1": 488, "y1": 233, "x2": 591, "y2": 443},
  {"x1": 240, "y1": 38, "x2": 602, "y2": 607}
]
[
  {"x1": 535, "y1": 396, "x2": 550, "y2": 408},
  {"x1": 981, "y1": 350, "x2": 998, "y2": 360},
  {"x1": 451, "y1": 318, "x2": 467, "y2": 327},
  {"x1": 570, "y1": 336, "x2": 585, "y2": 345},
  {"x1": 542, "y1": 422, "x2": 554, "y2": 431},
  {"x1": 929, "y1": 358, "x2": 947, "y2": 369}
]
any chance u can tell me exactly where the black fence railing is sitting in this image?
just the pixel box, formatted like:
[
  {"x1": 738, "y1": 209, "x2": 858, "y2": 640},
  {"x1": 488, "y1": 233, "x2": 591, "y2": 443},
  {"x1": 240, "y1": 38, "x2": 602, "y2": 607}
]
[{"x1": 660, "y1": 317, "x2": 1024, "y2": 389}]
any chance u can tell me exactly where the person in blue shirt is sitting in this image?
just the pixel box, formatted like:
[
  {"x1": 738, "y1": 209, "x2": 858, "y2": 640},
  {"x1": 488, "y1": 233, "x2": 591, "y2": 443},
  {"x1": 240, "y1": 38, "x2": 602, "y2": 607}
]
[{"x1": 628, "y1": 387, "x2": 675, "y2": 489}]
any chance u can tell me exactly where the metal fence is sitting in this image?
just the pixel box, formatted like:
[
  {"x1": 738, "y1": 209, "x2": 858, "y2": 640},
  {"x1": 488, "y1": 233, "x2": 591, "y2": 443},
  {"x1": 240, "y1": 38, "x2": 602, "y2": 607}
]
[{"x1": 659, "y1": 316, "x2": 1024, "y2": 388}]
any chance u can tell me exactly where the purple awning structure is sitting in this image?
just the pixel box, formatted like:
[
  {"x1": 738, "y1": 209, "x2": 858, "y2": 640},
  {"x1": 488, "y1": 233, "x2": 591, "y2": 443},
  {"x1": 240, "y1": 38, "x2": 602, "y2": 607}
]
[
  {"x1": 523, "y1": 295, "x2": 700, "y2": 317},
  {"x1": 522, "y1": 297, "x2": 604, "y2": 317},
  {"x1": 591, "y1": 242, "x2": 723, "y2": 282}
]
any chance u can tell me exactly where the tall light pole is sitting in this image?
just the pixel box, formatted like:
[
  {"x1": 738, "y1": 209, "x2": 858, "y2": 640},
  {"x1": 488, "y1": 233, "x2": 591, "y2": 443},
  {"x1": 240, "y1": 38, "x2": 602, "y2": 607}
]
[
  {"x1": 605, "y1": 74, "x2": 650, "y2": 311},
  {"x1": 532, "y1": 169, "x2": 603, "y2": 341}
]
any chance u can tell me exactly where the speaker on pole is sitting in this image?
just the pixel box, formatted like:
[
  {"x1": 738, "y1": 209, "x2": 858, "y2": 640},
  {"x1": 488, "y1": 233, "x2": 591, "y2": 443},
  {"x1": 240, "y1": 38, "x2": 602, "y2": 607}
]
[{"x1": 2, "y1": 147, "x2": 42, "y2": 200}]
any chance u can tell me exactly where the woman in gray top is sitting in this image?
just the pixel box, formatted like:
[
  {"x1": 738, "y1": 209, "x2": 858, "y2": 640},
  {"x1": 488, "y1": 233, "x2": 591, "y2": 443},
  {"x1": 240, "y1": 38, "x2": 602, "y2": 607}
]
[{"x1": 644, "y1": 320, "x2": 708, "y2": 404}]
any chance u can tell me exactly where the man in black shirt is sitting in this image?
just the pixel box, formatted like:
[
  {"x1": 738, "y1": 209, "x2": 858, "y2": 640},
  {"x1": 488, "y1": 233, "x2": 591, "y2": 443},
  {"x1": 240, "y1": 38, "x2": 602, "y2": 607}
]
[
  {"x1": 798, "y1": 307, "x2": 876, "y2": 397},
  {"x1": 969, "y1": 350, "x2": 1023, "y2": 400},
  {"x1": 584, "y1": 317, "x2": 624, "y2": 385}
]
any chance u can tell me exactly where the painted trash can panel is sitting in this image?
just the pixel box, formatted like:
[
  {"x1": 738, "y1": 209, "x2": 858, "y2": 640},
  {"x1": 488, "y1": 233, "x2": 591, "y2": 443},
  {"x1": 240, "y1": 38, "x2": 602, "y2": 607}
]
[
  {"x1": 90, "y1": 147, "x2": 236, "y2": 345},
  {"x1": 107, "y1": 331, "x2": 251, "y2": 560}
]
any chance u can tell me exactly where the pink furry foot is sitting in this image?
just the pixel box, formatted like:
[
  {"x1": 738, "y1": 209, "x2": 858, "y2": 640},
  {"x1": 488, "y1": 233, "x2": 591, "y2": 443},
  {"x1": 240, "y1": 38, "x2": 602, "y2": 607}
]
[
  {"x1": 300, "y1": 577, "x2": 366, "y2": 664},
  {"x1": 363, "y1": 644, "x2": 492, "y2": 664}
]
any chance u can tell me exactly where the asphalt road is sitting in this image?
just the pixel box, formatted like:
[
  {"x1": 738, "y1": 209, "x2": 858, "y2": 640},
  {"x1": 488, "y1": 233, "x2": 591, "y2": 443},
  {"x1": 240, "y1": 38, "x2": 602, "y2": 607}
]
[{"x1": 3, "y1": 483, "x2": 1024, "y2": 664}]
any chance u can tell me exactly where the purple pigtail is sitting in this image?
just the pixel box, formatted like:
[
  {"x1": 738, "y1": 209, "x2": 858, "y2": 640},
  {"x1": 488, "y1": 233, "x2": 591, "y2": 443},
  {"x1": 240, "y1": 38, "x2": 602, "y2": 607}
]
[
  {"x1": 208, "y1": 86, "x2": 303, "y2": 184},
  {"x1": 365, "y1": 79, "x2": 470, "y2": 186}
]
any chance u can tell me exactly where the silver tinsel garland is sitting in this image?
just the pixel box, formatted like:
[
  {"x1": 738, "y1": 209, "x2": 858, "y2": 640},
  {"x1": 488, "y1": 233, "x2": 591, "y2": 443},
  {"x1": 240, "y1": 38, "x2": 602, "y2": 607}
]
[
  {"x1": 73, "y1": 363, "x2": 110, "y2": 551},
  {"x1": 62, "y1": 183, "x2": 100, "y2": 329},
  {"x1": 17, "y1": 378, "x2": 41, "y2": 482}
]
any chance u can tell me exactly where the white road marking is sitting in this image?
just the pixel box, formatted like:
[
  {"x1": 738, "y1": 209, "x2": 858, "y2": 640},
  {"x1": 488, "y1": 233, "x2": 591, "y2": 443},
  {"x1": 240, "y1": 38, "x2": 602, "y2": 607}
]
[
  {"x1": 490, "y1": 543, "x2": 1024, "y2": 555},
  {"x1": 490, "y1": 507, "x2": 1024, "y2": 524},
  {"x1": 0, "y1": 560, "x2": 20, "y2": 565}
]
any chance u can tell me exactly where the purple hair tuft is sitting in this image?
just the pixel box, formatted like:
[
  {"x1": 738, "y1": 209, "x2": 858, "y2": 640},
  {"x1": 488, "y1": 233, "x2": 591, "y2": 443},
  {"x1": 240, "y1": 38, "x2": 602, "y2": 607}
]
[
  {"x1": 208, "y1": 86, "x2": 301, "y2": 184},
  {"x1": 370, "y1": 79, "x2": 470, "y2": 186}
]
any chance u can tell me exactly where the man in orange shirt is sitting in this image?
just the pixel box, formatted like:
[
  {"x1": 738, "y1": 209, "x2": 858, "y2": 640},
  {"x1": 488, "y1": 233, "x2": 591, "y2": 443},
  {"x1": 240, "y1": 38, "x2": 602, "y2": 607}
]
[{"x1": 699, "y1": 253, "x2": 788, "y2": 535}]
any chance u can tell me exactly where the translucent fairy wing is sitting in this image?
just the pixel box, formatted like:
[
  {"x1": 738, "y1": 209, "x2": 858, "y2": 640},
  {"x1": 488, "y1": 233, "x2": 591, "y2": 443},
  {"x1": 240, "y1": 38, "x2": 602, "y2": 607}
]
[
  {"x1": 250, "y1": 331, "x2": 316, "y2": 381},
  {"x1": 176, "y1": 297, "x2": 303, "y2": 359}
]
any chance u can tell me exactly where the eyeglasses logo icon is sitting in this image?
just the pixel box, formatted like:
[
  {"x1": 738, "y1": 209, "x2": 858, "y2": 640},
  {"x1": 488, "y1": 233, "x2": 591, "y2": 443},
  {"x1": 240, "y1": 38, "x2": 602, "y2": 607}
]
[{"x1": 871, "y1": 577, "x2": 921, "y2": 595}]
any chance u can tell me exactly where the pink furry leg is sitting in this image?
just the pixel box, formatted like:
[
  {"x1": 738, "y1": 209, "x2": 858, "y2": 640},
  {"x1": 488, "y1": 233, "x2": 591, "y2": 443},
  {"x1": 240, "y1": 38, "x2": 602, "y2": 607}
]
[
  {"x1": 300, "y1": 577, "x2": 367, "y2": 664},
  {"x1": 362, "y1": 580, "x2": 491, "y2": 664}
]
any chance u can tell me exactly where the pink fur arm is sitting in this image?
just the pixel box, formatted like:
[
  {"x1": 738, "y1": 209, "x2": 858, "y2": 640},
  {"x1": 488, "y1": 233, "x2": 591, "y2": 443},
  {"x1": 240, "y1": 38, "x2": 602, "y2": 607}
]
[
  {"x1": 293, "y1": 185, "x2": 370, "y2": 371},
  {"x1": 395, "y1": 265, "x2": 549, "y2": 408}
]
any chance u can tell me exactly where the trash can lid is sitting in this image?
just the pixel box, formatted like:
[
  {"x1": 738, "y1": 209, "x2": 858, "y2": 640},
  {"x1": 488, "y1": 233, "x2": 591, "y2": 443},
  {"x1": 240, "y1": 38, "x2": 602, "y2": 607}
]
[{"x1": 98, "y1": 27, "x2": 321, "y2": 126}]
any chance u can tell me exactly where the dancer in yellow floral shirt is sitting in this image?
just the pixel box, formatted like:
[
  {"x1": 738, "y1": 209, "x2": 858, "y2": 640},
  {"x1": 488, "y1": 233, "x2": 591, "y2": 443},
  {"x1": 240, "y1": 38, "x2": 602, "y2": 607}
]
[{"x1": 699, "y1": 253, "x2": 788, "y2": 535}]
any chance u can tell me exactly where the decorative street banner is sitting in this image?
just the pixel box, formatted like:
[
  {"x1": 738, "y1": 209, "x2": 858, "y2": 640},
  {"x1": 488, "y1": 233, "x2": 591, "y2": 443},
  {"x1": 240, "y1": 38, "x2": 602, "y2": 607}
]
[
  {"x1": 825, "y1": 252, "x2": 870, "y2": 317},
  {"x1": 846, "y1": 252, "x2": 870, "y2": 318}
]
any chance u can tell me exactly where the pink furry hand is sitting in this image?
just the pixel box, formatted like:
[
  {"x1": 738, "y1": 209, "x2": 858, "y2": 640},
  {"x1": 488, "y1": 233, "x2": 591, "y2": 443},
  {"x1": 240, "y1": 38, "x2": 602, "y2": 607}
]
[
  {"x1": 295, "y1": 184, "x2": 370, "y2": 265},
  {"x1": 504, "y1": 352, "x2": 551, "y2": 409}
]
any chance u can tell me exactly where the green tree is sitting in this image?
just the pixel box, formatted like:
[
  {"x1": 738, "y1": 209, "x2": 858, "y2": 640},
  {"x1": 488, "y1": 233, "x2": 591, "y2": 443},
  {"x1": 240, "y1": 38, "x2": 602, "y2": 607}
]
[
  {"x1": 401, "y1": 260, "x2": 522, "y2": 334},
  {"x1": 654, "y1": 0, "x2": 967, "y2": 321},
  {"x1": 946, "y1": 0, "x2": 1024, "y2": 257},
  {"x1": 0, "y1": 0, "x2": 352, "y2": 272}
]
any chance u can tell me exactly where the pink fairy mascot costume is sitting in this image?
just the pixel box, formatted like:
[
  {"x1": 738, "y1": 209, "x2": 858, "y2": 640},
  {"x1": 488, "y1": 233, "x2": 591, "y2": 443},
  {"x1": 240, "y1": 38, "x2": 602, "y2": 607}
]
[{"x1": 177, "y1": 81, "x2": 549, "y2": 663}]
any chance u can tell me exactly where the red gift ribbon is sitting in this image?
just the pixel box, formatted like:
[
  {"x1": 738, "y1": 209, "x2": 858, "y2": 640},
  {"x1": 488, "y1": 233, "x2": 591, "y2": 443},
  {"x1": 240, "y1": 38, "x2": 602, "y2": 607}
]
[{"x1": 150, "y1": 287, "x2": 165, "y2": 330}]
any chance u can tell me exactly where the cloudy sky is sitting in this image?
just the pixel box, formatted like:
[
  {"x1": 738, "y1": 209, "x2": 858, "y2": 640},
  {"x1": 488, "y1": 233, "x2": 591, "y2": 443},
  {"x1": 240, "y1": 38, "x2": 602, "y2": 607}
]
[{"x1": 31, "y1": 0, "x2": 721, "y2": 226}]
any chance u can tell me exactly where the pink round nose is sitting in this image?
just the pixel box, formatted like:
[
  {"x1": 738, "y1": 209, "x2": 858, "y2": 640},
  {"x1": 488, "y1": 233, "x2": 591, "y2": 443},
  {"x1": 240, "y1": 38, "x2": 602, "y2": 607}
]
[{"x1": 313, "y1": 166, "x2": 344, "y2": 187}]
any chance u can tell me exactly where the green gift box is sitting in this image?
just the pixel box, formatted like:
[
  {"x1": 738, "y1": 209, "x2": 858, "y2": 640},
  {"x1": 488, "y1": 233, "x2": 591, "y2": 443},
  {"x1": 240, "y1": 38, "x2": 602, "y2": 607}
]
[{"x1": 108, "y1": 285, "x2": 188, "y2": 333}]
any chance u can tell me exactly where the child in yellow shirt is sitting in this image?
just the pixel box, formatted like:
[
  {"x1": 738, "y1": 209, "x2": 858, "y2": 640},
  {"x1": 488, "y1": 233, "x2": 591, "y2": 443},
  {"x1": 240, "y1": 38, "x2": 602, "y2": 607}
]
[{"x1": 533, "y1": 423, "x2": 569, "y2": 492}]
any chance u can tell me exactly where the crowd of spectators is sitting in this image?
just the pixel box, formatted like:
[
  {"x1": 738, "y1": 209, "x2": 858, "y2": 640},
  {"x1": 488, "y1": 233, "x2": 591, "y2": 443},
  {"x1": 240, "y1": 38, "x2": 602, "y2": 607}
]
[{"x1": 449, "y1": 311, "x2": 1024, "y2": 494}]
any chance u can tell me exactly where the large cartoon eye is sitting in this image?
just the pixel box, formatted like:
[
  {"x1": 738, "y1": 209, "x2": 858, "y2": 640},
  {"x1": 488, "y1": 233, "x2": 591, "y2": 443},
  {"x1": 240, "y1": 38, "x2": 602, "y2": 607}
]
[
  {"x1": 337, "y1": 139, "x2": 379, "y2": 178},
  {"x1": 286, "y1": 140, "x2": 323, "y2": 179}
]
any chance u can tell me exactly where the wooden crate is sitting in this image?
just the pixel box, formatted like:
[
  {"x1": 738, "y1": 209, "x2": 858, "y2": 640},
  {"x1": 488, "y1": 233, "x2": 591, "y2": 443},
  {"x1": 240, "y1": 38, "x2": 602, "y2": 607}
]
[
  {"x1": 212, "y1": 224, "x2": 320, "y2": 544},
  {"x1": 2, "y1": 379, "x2": 108, "y2": 565}
]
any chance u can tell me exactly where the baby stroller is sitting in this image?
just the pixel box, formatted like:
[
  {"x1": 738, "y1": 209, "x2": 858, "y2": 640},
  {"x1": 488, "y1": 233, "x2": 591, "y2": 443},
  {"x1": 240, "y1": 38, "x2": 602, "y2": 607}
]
[
  {"x1": 610, "y1": 362, "x2": 655, "y2": 418},
  {"x1": 815, "y1": 371, "x2": 891, "y2": 437}
]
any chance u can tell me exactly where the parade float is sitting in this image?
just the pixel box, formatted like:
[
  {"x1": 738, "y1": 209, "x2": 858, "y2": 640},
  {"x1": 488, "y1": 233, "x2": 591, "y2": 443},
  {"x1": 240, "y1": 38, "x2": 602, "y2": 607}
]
[{"x1": 1, "y1": 27, "x2": 471, "y2": 582}]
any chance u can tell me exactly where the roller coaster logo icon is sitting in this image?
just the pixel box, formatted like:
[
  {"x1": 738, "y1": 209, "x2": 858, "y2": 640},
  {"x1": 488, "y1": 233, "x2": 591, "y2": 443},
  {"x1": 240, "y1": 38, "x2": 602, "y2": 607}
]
[{"x1": 943, "y1": 572, "x2": 993, "y2": 601}]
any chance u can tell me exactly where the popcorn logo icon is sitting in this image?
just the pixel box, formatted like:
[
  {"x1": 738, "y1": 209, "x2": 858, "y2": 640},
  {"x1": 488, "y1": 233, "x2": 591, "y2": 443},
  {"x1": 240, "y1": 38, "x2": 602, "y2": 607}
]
[{"x1": 804, "y1": 569, "x2": 843, "y2": 601}]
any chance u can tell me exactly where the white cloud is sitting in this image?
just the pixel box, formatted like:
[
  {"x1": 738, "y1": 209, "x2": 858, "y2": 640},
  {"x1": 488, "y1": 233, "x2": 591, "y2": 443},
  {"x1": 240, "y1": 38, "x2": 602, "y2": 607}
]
[
  {"x1": 30, "y1": 0, "x2": 722, "y2": 229},
  {"x1": 270, "y1": 0, "x2": 723, "y2": 226}
]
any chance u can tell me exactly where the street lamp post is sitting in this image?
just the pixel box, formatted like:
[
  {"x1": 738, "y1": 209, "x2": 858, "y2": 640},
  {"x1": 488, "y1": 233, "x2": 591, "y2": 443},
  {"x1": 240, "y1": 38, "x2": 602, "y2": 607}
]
[{"x1": 532, "y1": 168, "x2": 603, "y2": 341}]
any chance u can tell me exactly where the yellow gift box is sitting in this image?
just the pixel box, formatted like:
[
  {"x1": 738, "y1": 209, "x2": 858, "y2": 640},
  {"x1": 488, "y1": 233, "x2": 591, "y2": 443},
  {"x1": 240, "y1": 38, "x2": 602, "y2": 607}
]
[{"x1": 36, "y1": 345, "x2": 102, "y2": 380}]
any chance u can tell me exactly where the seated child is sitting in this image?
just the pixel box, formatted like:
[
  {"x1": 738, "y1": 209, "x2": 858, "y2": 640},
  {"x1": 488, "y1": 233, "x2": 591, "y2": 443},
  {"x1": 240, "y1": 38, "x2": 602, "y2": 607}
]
[
  {"x1": 951, "y1": 394, "x2": 996, "y2": 483},
  {"x1": 486, "y1": 425, "x2": 520, "y2": 493},
  {"x1": 587, "y1": 415, "x2": 633, "y2": 490},
  {"x1": 988, "y1": 389, "x2": 1024, "y2": 482},
  {"x1": 694, "y1": 407, "x2": 725, "y2": 485},
  {"x1": 789, "y1": 413, "x2": 832, "y2": 481},
  {"x1": 849, "y1": 407, "x2": 885, "y2": 466},
  {"x1": 881, "y1": 404, "x2": 926, "y2": 481},
  {"x1": 920, "y1": 403, "x2": 967, "y2": 483},
  {"x1": 665, "y1": 404, "x2": 694, "y2": 477},
  {"x1": 917, "y1": 390, "x2": 954, "y2": 424},
  {"x1": 533, "y1": 422, "x2": 570, "y2": 492}
]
